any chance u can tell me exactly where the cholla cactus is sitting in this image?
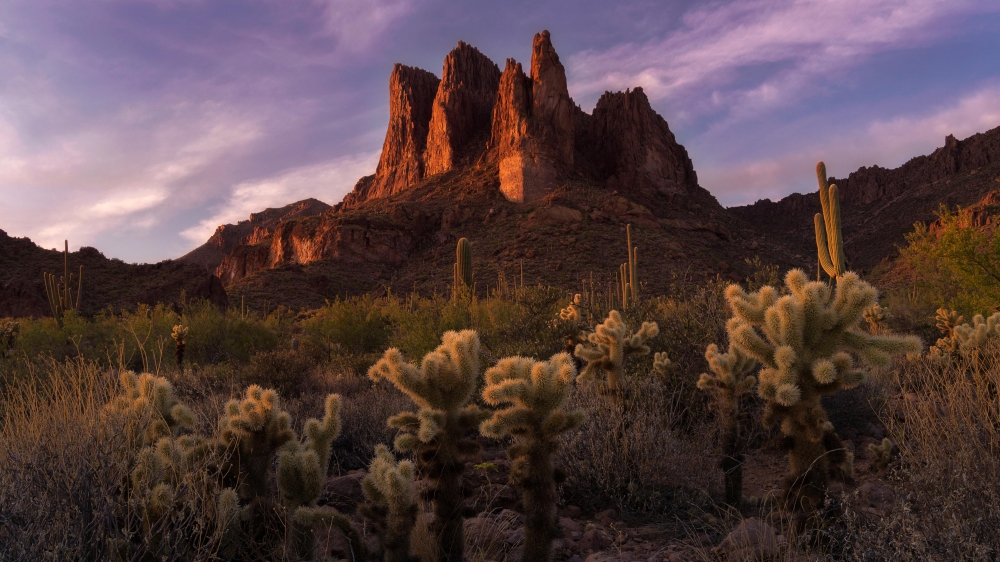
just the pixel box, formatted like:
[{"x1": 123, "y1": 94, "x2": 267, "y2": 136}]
[
  {"x1": 699, "y1": 343, "x2": 757, "y2": 506},
  {"x1": 360, "y1": 445, "x2": 418, "y2": 562},
  {"x1": 277, "y1": 394, "x2": 343, "y2": 561},
  {"x1": 652, "y1": 351, "x2": 673, "y2": 380},
  {"x1": 863, "y1": 303, "x2": 889, "y2": 334},
  {"x1": 867, "y1": 438, "x2": 894, "y2": 472},
  {"x1": 171, "y1": 325, "x2": 188, "y2": 368},
  {"x1": 0, "y1": 321, "x2": 19, "y2": 358},
  {"x1": 814, "y1": 162, "x2": 847, "y2": 279},
  {"x1": 725, "y1": 270, "x2": 921, "y2": 513},
  {"x1": 559, "y1": 294, "x2": 582, "y2": 323},
  {"x1": 107, "y1": 371, "x2": 195, "y2": 446},
  {"x1": 575, "y1": 310, "x2": 659, "y2": 392},
  {"x1": 480, "y1": 352, "x2": 585, "y2": 562},
  {"x1": 217, "y1": 385, "x2": 295, "y2": 500},
  {"x1": 930, "y1": 309, "x2": 1000, "y2": 358},
  {"x1": 368, "y1": 330, "x2": 488, "y2": 562}
]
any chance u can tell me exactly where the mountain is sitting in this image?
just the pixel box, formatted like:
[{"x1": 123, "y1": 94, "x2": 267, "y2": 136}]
[
  {"x1": 179, "y1": 198, "x2": 331, "y2": 274},
  {"x1": 205, "y1": 31, "x2": 796, "y2": 309},
  {"x1": 731, "y1": 127, "x2": 1000, "y2": 271},
  {"x1": 0, "y1": 230, "x2": 227, "y2": 318}
]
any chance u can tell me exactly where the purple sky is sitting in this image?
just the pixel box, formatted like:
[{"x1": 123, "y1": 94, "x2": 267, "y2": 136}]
[{"x1": 1, "y1": 0, "x2": 999, "y2": 263}]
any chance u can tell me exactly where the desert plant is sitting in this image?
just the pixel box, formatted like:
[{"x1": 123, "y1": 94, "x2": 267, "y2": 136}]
[
  {"x1": 0, "y1": 321, "x2": 18, "y2": 359},
  {"x1": 619, "y1": 225, "x2": 639, "y2": 309},
  {"x1": 360, "y1": 444, "x2": 418, "y2": 562},
  {"x1": 454, "y1": 237, "x2": 473, "y2": 299},
  {"x1": 813, "y1": 162, "x2": 846, "y2": 280},
  {"x1": 574, "y1": 310, "x2": 659, "y2": 393},
  {"x1": 42, "y1": 240, "x2": 83, "y2": 328},
  {"x1": 368, "y1": 330, "x2": 488, "y2": 562},
  {"x1": 697, "y1": 342, "x2": 757, "y2": 507},
  {"x1": 724, "y1": 269, "x2": 921, "y2": 514},
  {"x1": 106, "y1": 371, "x2": 196, "y2": 446},
  {"x1": 277, "y1": 393, "x2": 353, "y2": 561},
  {"x1": 171, "y1": 324, "x2": 188, "y2": 369},
  {"x1": 217, "y1": 385, "x2": 295, "y2": 501},
  {"x1": 863, "y1": 303, "x2": 889, "y2": 334},
  {"x1": 480, "y1": 352, "x2": 585, "y2": 562},
  {"x1": 867, "y1": 437, "x2": 894, "y2": 472}
]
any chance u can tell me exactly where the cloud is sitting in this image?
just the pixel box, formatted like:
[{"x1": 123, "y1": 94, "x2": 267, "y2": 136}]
[
  {"x1": 319, "y1": 0, "x2": 418, "y2": 52},
  {"x1": 179, "y1": 150, "x2": 380, "y2": 244},
  {"x1": 567, "y1": 0, "x2": 997, "y2": 119},
  {"x1": 701, "y1": 84, "x2": 1000, "y2": 206}
]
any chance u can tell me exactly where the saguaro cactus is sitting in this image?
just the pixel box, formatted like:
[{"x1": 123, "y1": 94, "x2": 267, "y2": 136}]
[
  {"x1": 480, "y1": 352, "x2": 585, "y2": 562},
  {"x1": 574, "y1": 310, "x2": 659, "y2": 393},
  {"x1": 698, "y1": 343, "x2": 757, "y2": 507},
  {"x1": 43, "y1": 240, "x2": 83, "y2": 328},
  {"x1": 368, "y1": 330, "x2": 488, "y2": 562},
  {"x1": 814, "y1": 162, "x2": 847, "y2": 279},
  {"x1": 360, "y1": 445, "x2": 418, "y2": 562},
  {"x1": 618, "y1": 225, "x2": 639, "y2": 309},
  {"x1": 724, "y1": 270, "x2": 921, "y2": 514},
  {"x1": 453, "y1": 237, "x2": 472, "y2": 299}
]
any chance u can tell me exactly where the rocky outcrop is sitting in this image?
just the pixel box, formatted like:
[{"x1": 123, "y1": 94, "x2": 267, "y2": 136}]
[
  {"x1": 350, "y1": 64, "x2": 440, "y2": 204},
  {"x1": 215, "y1": 211, "x2": 437, "y2": 285},
  {"x1": 180, "y1": 198, "x2": 330, "y2": 273},
  {"x1": 585, "y1": 88, "x2": 698, "y2": 198},
  {"x1": 424, "y1": 42, "x2": 500, "y2": 176},
  {"x1": 486, "y1": 30, "x2": 574, "y2": 202},
  {"x1": 731, "y1": 125, "x2": 1000, "y2": 270}
]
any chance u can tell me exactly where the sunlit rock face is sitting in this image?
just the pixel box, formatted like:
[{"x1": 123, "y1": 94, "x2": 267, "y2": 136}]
[{"x1": 424, "y1": 42, "x2": 501, "y2": 176}]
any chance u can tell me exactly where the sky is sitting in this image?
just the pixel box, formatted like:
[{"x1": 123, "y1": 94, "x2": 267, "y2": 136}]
[{"x1": 1, "y1": 0, "x2": 999, "y2": 263}]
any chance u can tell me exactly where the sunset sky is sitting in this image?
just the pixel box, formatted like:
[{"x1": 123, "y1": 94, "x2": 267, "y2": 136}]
[{"x1": 2, "y1": 0, "x2": 999, "y2": 262}]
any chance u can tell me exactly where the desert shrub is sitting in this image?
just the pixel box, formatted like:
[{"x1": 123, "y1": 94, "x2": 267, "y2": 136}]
[
  {"x1": 301, "y1": 296, "x2": 392, "y2": 360},
  {"x1": 558, "y1": 377, "x2": 716, "y2": 513},
  {"x1": 894, "y1": 204, "x2": 1000, "y2": 316},
  {"x1": 235, "y1": 348, "x2": 318, "y2": 396}
]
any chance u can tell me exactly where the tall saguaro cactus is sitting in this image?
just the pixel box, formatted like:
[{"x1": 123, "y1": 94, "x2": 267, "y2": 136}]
[
  {"x1": 480, "y1": 352, "x2": 585, "y2": 562},
  {"x1": 43, "y1": 240, "x2": 83, "y2": 328},
  {"x1": 814, "y1": 162, "x2": 846, "y2": 279},
  {"x1": 453, "y1": 237, "x2": 472, "y2": 299},
  {"x1": 724, "y1": 270, "x2": 921, "y2": 514},
  {"x1": 368, "y1": 330, "x2": 488, "y2": 562},
  {"x1": 619, "y1": 225, "x2": 638, "y2": 309}
]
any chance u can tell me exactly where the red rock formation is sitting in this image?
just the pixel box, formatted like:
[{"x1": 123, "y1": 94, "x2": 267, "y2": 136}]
[
  {"x1": 179, "y1": 198, "x2": 330, "y2": 273},
  {"x1": 424, "y1": 42, "x2": 500, "y2": 176},
  {"x1": 486, "y1": 30, "x2": 574, "y2": 202},
  {"x1": 363, "y1": 64, "x2": 440, "y2": 202},
  {"x1": 586, "y1": 87, "x2": 698, "y2": 197}
]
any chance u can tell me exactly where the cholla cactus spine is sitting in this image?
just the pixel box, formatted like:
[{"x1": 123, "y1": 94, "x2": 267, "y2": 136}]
[
  {"x1": 171, "y1": 325, "x2": 188, "y2": 368},
  {"x1": 480, "y1": 352, "x2": 584, "y2": 562},
  {"x1": 725, "y1": 269, "x2": 921, "y2": 513},
  {"x1": 368, "y1": 330, "x2": 488, "y2": 562},
  {"x1": 699, "y1": 344, "x2": 757, "y2": 506},
  {"x1": 360, "y1": 445, "x2": 418, "y2": 562},
  {"x1": 814, "y1": 162, "x2": 846, "y2": 279},
  {"x1": 574, "y1": 310, "x2": 659, "y2": 392}
]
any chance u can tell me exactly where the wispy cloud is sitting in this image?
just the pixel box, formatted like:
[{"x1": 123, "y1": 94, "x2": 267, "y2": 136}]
[
  {"x1": 567, "y1": 0, "x2": 997, "y2": 119},
  {"x1": 180, "y1": 150, "x2": 380, "y2": 244},
  {"x1": 702, "y1": 83, "x2": 1000, "y2": 205}
]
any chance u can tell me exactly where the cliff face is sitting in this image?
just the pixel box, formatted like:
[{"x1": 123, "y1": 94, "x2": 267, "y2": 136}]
[
  {"x1": 731, "y1": 126, "x2": 1000, "y2": 270},
  {"x1": 180, "y1": 198, "x2": 330, "y2": 273},
  {"x1": 486, "y1": 31, "x2": 575, "y2": 202},
  {"x1": 424, "y1": 42, "x2": 501, "y2": 176},
  {"x1": 342, "y1": 30, "x2": 698, "y2": 207},
  {"x1": 584, "y1": 87, "x2": 698, "y2": 199},
  {"x1": 345, "y1": 64, "x2": 440, "y2": 205}
]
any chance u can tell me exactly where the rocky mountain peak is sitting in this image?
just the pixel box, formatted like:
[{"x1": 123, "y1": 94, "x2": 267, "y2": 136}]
[{"x1": 424, "y1": 41, "x2": 501, "y2": 176}]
